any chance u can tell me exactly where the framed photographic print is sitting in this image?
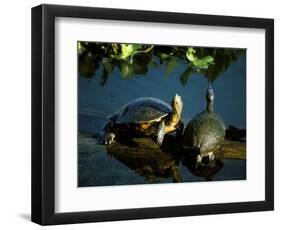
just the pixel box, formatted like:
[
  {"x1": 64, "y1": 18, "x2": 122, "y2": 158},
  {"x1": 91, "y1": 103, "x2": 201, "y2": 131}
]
[{"x1": 31, "y1": 4, "x2": 274, "y2": 225}]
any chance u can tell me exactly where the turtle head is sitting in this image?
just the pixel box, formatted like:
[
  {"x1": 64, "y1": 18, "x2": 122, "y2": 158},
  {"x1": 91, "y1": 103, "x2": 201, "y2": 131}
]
[
  {"x1": 206, "y1": 85, "x2": 214, "y2": 102},
  {"x1": 171, "y1": 94, "x2": 183, "y2": 115},
  {"x1": 206, "y1": 85, "x2": 214, "y2": 112}
]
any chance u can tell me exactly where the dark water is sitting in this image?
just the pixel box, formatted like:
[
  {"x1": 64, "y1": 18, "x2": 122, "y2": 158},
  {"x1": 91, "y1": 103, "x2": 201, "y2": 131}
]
[{"x1": 78, "y1": 53, "x2": 246, "y2": 187}]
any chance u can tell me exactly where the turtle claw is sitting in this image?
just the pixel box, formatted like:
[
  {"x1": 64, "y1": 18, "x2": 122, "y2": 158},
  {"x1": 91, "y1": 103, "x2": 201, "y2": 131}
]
[
  {"x1": 103, "y1": 132, "x2": 116, "y2": 145},
  {"x1": 157, "y1": 135, "x2": 164, "y2": 145},
  {"x1": 208, "y1": 152, "x2": 215, "y2": 161},
  {"x1": 156, "y1": 121, "x2": 165, "y2": 145}
]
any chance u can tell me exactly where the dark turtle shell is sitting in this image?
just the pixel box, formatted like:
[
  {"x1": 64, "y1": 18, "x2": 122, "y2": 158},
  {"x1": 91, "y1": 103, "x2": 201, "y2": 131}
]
[
  {"x1": 183, "y1": 111, "x2": 226, "y2": 155},
  {"x1": 109, "y1": 97, "x2": 172, "y2": 124}
]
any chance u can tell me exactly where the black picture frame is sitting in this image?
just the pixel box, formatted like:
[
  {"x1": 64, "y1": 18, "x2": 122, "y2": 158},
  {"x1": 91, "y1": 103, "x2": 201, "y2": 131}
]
[{"x1": 31, "y1": 4, "x2": 274, "y2": 225}]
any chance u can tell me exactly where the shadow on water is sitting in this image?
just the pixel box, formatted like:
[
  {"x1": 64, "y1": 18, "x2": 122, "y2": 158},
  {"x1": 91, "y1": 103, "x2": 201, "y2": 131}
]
[{"x1": 181, "y1": 155, "x2": 224, "y2": 181}]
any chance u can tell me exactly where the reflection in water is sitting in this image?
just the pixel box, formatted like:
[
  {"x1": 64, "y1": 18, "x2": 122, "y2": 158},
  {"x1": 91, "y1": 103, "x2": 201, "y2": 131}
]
[
  {"x1": 106, "y1": 134, "x2": 225, "y2": 183},
  {"x1": 182, "y1": 155, "x2": 224, "y2": 181},
  {"x1": 106, "y1": 136, "x2": 182, "y2": 183},
  {"x1": 78, "y1": 131, "x2": 245, "y2": 187}
]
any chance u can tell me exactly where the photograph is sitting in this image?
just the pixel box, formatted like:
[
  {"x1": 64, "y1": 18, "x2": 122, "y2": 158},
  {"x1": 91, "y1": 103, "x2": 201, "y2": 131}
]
[
  {"x1": 78, "y1": 42, "x2": 246, "y2": 187},
  {"x1": 29, "y1": 3, "x2": 274, "y2": 226}
]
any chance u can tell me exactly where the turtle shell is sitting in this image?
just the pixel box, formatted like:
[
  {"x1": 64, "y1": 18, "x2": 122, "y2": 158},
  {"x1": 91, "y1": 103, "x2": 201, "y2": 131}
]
[
  {"x1": 109, "y1": 97, "x2": 172, "y2": 124},
  {"x1": 183, "y1": 111, "x2": 226, "y2": 155}
]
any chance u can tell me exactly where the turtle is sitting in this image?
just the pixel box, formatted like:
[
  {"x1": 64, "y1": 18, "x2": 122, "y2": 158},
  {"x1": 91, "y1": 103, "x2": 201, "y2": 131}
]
[
  {"x1": 182, "y1": 86, "x2": 226, "y2": 165},
  {"x1": 103, "y1": 94, "x2": 184, "y2": 145}
]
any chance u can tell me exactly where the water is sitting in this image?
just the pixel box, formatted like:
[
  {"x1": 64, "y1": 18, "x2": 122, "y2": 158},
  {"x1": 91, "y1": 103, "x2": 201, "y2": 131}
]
[{"x1": 78, "y1": 52, "x2": 246, "y2": 187}]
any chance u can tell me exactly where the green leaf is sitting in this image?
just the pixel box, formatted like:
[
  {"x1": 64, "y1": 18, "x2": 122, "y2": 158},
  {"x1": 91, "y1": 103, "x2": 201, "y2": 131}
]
[
  {"x1": 186, "y1": 48, "x2": 196, "y2": 62},
  {"x1": 112, "y1": 44, "x2": 119, "y2": 54},
  {"x1": 192, "y1": 60, "x2": 208, "y2": 69},
  {"x1": 102, "y1": 58, "x2": 114, "y2": 72},
  {"x1": 158, "y1": 52, "x2": 170, "y2": 60},
  {"x1": 180, "y1": 67, "x2": 193, "y2": 85},
  {"x1": 191, "y1": 56, "x2": 214, "y2": 69},
  {"x1": 164, "y1": 57, "x2": 178, "y2": 77},
  {"x1": 119, "y1": 62, "x2": 134, "y2": 79},
  {"x1": 115, "y1": 44, "x2": 142, "y2": 60},
  {"x1": 77, "y1": 42, "x2": 86, "y2": 55},
  {"x1": 186, "y1": 47, "x2": 214, "y2": 70},
  {"x1": 201, "y1": 55, "x2": 214, "y2": 64},
  {"x1": 79, "y1": 52, "x2": 96, "y2": 77}
]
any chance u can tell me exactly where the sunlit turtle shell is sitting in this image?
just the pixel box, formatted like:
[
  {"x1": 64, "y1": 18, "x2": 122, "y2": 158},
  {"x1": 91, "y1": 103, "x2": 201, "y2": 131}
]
[{"x1": 109, "y1": 97, "x2": 172, "y2": 124}]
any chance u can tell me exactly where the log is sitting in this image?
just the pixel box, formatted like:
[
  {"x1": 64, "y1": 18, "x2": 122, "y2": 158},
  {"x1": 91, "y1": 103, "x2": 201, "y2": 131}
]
[
  {"x1": 79, "y1": 133, "x2": 245, "y2": 183},
  {"x1": 215, "y1": 140, "x2": 246, "y2": 160},
  {"x1": 106, "y1": 137, "x2": 182, "y2": 182},
  {"x1": 79, "y1": 131, "x2": 246, "y2": 160}
]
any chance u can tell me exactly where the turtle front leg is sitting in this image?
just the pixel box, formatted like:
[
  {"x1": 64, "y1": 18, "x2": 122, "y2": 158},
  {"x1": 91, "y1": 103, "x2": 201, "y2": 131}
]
[
  {"x1": 207, "y1": 151, "x2": 215, "y2": 161},
  {"x1": 103, "y1": 132, "x2": 116, "y2": 145},
  {"x1": 103, "y1": 121, "x2": 116, "y2": 145},
  {"x1": 156, "y1": 121, "x2": 165, "y2": 145},
  {"x1": 176, "y1": 120, "x2": 184, "y2": 139}
]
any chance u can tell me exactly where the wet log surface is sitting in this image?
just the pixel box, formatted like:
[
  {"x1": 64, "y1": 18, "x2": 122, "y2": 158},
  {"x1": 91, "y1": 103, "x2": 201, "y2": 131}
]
[
  {"x1": 106, "y1": 135, "x2": 246, "y2": 162},
  {"x1": 106, "y1": 139, "x2": 181, "y2": 182},
  {"x1": 215, "y1": 140, "x2": 246, "y2": 160},
  {"x1": 80, "y1": 131, "x2": 246, "y2": 161}
]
